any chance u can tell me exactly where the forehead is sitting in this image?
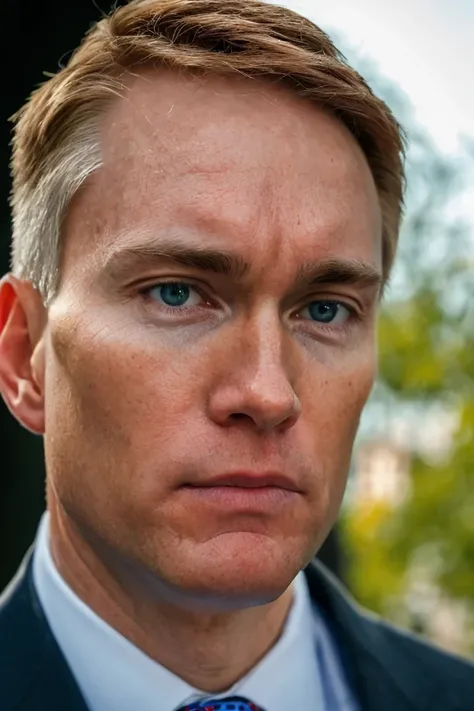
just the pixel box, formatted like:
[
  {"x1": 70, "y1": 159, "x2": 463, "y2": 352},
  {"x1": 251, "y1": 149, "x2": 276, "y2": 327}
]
[{"x1": 62, "y1": 69, "x2": 382, "y2": 278}]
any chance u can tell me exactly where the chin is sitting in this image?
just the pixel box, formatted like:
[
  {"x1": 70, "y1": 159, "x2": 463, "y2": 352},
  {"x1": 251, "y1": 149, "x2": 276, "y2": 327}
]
[{"x1": 154, "y1": 531, "x2": 307, "y2": 611}]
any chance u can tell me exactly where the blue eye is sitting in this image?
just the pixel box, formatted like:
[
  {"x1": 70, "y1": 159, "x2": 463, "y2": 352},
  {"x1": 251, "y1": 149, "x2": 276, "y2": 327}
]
[
  {"x1": 300, "y1": 300, "x2": 350, "y2": 324},
  {"x1": 147, "y1": 282, "x2": 202, "y2": 308}
]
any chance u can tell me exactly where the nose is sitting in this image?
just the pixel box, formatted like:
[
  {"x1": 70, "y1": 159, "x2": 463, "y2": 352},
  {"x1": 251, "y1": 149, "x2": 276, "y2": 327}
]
[{"x1": 207, "y1": 317, "x2": 301, "y2": 434}]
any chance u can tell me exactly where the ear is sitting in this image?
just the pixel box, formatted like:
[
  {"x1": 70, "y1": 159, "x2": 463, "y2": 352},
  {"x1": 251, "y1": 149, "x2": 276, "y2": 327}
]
[{"x1": 0, "y1": 274, "x2": 47, "y2": 434}]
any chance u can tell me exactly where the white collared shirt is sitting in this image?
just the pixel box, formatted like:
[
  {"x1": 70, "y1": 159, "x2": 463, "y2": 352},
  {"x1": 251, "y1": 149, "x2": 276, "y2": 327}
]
[{"x1": 33, "y1": 513, "x2": 357, "y2": 711}]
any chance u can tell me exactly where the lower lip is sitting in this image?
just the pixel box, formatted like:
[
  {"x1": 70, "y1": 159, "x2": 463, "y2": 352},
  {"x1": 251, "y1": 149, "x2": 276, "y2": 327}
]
[{"x1": 180, "y1": 485, "x2": 299, "y2": 511}]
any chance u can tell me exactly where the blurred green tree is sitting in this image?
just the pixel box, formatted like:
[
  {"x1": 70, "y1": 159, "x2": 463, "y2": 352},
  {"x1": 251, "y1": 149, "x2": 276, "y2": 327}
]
[{"x1": 338, "y1": 44, "x2": 474, "y2": 654}]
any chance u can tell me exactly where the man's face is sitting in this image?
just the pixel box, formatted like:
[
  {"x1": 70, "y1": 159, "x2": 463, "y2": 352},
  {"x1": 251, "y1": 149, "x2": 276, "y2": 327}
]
[{"x1": 24, "y1": 72, "x2": 382, "y2": 605}]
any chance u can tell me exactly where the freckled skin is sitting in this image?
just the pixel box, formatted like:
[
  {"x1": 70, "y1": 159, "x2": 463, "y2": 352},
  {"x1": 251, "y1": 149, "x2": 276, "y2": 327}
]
[{"x1": 37, "y1": 71, "x2": 382, "y2": 608}]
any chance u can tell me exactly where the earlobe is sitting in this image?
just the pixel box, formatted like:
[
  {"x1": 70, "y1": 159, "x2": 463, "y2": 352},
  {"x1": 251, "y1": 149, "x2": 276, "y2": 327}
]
[{"x1": 0, "y1": 275, "x2": 46, "y2": 434}]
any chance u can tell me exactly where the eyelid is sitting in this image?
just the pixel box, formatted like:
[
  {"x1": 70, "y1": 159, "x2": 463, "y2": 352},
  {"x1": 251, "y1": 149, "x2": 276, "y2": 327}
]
[
  {"x1": 292, "y1": 296, "x2": 358, "y2": 318},
  {"x1": 140, "y1": 276, "x2": 204, "y2": 290},
  {"x1": 139, "y1": 278, "x2": 220, "y2": 312},
  {"x1": 291, "y1": 299, "x2": 362, "y2": 340}
]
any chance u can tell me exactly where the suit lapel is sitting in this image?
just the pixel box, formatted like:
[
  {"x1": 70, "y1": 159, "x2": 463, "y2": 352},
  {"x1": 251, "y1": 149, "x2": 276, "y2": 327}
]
[
  {"x1": 305, "y1": 560, "x2": 454, "y2": 711},
  {"x1": 0, "y1": 549, "x2": 88, "y2": 711}
]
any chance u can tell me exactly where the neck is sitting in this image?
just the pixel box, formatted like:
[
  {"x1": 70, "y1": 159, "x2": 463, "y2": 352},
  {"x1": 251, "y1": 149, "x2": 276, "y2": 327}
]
[{"x1": 47, "y1": 501, "x2": 294, "y2": 692}]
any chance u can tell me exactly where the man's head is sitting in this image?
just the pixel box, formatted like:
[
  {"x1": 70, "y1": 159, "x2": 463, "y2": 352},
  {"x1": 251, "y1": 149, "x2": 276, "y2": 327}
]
[{"x1": 0, "y1": 0, "x2": 404, "y2": 609}]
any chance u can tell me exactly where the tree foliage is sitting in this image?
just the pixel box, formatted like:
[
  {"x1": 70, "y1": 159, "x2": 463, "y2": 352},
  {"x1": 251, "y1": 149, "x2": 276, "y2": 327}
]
[{"x1": 339, "y1": 44, "x2": 474, "y2": 654}]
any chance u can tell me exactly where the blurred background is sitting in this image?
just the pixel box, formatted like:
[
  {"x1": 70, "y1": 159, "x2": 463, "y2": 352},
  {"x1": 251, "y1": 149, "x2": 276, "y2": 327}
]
[{"x1": 1, "y1": 0, "x2": 473, "y2": 657}]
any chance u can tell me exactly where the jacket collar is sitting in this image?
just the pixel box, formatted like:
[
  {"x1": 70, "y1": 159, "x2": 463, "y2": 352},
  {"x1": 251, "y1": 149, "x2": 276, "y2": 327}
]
[
  {"x1": 305, "y1": 559, "x2": 465, "y2": 711},
  {"x1": 0, "y1": 548, "x2": 88, "y2": 711}
]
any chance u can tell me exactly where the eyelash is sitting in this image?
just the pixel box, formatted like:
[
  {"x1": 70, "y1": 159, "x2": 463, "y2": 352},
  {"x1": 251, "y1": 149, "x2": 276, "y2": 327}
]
[
  {"x1": 138, "y1": 279, "x2": 360, "y2": 331},
  {"x1": 139, "y1": 279, "x2": 215, "y2": 314}
]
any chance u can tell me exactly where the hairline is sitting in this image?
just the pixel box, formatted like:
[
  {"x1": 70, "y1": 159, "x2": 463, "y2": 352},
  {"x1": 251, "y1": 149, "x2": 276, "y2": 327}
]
[
  {"x1": 10, "y1": 3, "x2": 405, "y2": 302},
  {"x1": 14, "y1": 70, "x2": 384, "y2": 305}
]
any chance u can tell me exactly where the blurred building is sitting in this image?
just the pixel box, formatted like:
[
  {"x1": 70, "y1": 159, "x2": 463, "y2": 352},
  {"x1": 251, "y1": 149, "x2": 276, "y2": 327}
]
[
  {"x1": 405, "y1": 553, "x2": 472, "y2": 657},
  {"x1": 348, "y1": 436, "x2": 472, "y2": 657},
  {"x1": 351, "y1": 438, "x2": 411, "y2": 508}
]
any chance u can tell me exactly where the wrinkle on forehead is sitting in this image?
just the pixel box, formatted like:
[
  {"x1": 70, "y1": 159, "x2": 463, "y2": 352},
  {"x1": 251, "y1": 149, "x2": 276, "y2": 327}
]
[
  {"x1": 98, "y1": 70, "x2": 376, "y2": 188},
  {"x1": 60, "y1": 69, "x2": 382, "y2": 286}
]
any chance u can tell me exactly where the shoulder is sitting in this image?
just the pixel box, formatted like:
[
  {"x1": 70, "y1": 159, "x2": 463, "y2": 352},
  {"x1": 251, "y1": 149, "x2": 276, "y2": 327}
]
[
  {"x1": 358, "y1": 597, "x2": 474, "y2": 685},
  {"x1": 305, "y1": 560, "x2": 474, "y2": 707},
  {"x1": 0, "y1": 551, "x2": 41, "y2": 708},
  {"x1": 0, "y1": 551, "x2": 39, "y2": 659},
  {"x1": 0, "y1": 549, "x2": 87, "y2": 711}
]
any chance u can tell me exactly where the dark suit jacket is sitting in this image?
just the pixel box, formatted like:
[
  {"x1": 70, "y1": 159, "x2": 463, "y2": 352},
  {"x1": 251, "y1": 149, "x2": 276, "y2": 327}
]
[{"x1": 1, "y1": 548, "x2": 473, "y2": 711}]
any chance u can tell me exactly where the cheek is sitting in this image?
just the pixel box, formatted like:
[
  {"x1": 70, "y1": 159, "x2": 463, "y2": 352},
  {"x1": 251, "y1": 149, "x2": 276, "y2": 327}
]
[
  {"x1": 303, "y1": 350, "x2": 376, "y2": 484},
  {"x1": 48, "y1": 315, "x2": 199, "y2": 426},
  {"x1": 303, "y1": 341, "x2": 375, "y2": 412},
  {"x1": 43, "y1": 315, "x2": 207, "y2": 507}
]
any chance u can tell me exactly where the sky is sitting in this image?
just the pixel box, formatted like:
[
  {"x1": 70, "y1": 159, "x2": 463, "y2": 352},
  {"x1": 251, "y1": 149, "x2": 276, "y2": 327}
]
[{"x1": 268, "y1": 0, "x2": 474, "y2": 154}]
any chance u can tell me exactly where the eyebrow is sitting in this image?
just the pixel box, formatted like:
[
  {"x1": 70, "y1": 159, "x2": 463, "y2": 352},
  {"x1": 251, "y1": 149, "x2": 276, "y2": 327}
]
[
  {"x1": 103, "y1": 240, "x2": 250, "y2": 283},
  {"x1": 295, "y1": 258, "x2": 383, "y2": 292},
  {"x1": 103, "y1": 239, "x2": 382, "y2": 293}
]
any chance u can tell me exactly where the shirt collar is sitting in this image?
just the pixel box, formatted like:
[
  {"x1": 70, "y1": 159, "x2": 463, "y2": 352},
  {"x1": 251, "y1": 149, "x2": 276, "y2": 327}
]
[{"x1": 33, "y1": 512, "x2": 325, "y2": 711}]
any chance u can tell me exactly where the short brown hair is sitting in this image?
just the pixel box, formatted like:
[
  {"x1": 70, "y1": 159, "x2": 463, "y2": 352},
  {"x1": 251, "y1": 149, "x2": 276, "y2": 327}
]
[{"x1": 10, "y1": 0, "x2": 405, "y2": 303}]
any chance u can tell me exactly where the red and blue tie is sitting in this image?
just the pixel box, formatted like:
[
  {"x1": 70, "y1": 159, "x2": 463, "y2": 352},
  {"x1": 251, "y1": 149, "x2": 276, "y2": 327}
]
[{"x1": 176, "y1": 696, "x2": 266, "y2": 711}]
